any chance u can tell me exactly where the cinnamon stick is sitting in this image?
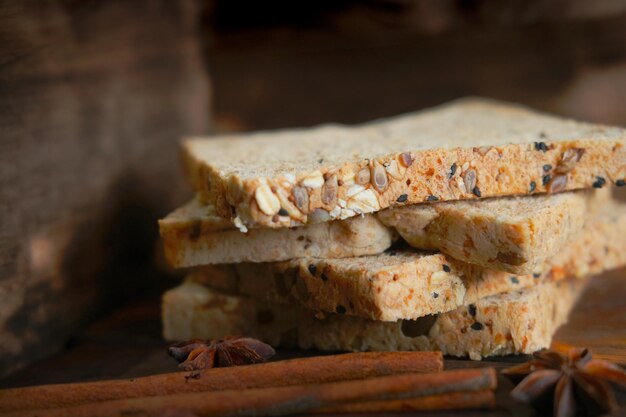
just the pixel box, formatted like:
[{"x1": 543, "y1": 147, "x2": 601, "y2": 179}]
[
  {"x1": 315, "y1": 389, "x2": 497, "y2": 413},
  {"x1": 0, "y1": 351, "x2": 442, "y2": 412},
  {"x1": 3, "y1": 368, "x2": 496, "y2": 417}
]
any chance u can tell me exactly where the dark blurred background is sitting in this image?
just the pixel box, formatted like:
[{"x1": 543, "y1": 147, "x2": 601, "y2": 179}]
[{"x1": 2, "y1": 0, "x2": 626, "y2": 378}]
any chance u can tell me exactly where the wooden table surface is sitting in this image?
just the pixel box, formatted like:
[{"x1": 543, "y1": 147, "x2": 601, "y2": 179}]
[{"x1": 1, "y1": 268, "x2": 625, "y2": 415}]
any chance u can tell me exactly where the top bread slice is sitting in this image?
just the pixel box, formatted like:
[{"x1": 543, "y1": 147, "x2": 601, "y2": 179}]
[{"x1": 183, "y1": 98, "x2": 626, "y2": 229}]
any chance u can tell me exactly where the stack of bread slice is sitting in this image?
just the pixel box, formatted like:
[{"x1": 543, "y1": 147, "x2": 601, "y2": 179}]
[{"x1": 160, "y1": 98, "x2": 626, "y2": 360}]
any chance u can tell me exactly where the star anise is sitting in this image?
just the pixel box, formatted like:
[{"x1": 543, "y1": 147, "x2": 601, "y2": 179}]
[
  {"x1": 502, "y1": 348, "x2": 626, "y2": 417},
  {"x1": 168, "y1": 336, "x2": 275, "y2": 371}
]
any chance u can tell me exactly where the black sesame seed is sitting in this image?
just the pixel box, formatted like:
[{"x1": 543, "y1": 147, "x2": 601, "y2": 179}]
[
  {"x1": 616, "y1": 179, "x2": 625, "y2": 187},
  {"x1": 534, "y1": 141, "x2": 548, "y2": 152},
  {"x1": 529, "y1": 181, "x2": 536, "y2": 193},
  {"x1": 542, "y1": 175, "x2": 551, "y2": 186},
  {"x1": 533, "y1": 272, "x2": 541, "y2": 279},
  {"x1": 320, "y1": 273, "x2": 328, "y2": 282},
  {"x1": 397, "y1": 194, "x2": 408, "y2": 203},
  {"x1": 543, "y1": 164, "x2": 552, "y2": 172},
  {"x1": 426, "y1": 195, "x2": 439, "y2": 202},
  {"x1": 592, "y1": 176, "x2": 606, "y2": 188},
  {"x1": 308, "y1": 264, "x2": 317, "y2": 276},
  {"x1": 442, "y1": 264, "x2": 451, "y2": 273},
  {"x1": 432, "y1": 292, "x2": 439, "y2": 298},
  {"x1": 449, "y1": 163, "x2": 457, "y2": 178},
  {"x1": 472, "y1": 186, "x2": 482, "y2": 197},
  {"x1": 468, "y1": 304, "x2": 477, "y2": 317},
  {"x1": 336, "y1": 305, "x2": 346, "y2": 314},
  {"x1": 510, "y1": 276, "x2": 520, "y2": 284},
  {"x1": 278, "y1": 208, "x2": 289, "y2": 216},
  {"x1": 471, "y1": 322, "x2": 484, "y2": 331}
]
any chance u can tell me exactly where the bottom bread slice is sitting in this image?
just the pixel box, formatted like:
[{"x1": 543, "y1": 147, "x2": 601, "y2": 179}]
[{"x1": 162, "y1": 278, "x2": 585, "y2": 360}]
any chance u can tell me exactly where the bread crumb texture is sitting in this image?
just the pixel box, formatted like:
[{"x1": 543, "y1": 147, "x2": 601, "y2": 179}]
[{"x1": 187, "y1": 202, "x2": 626, "y2": 321}]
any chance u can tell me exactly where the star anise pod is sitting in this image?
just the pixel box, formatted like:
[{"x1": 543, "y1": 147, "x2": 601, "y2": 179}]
[
  {"x1": 502, "y1": 348, "x2": 626, "y2": 417},
  {"x1": 168, "y1": 336, "x2": 276, "y2": 371}
]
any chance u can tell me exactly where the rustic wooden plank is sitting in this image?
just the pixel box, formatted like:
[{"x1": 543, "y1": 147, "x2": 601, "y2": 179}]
[
  {"x1": 1, "y1": 269, "x2": 623, "y2": 416},
  {"x1": 552, "y1": 267, "x2": 626, "y2": 364},
  {"x1": 0, "y1": 0, "x2": 210, "y2": 377}
]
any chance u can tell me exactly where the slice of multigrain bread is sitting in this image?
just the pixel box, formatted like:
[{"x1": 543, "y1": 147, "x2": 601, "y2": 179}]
[
  {"x1": 190, "y1": 202, "x2": 626, "y2": 321},
  {"x1": 183, "y1": 98, "x2": 626, "y2": 229},
  {"x1": 162, "y1": 278, "x2": 585, "y2": 360},
  {"x1": 377, "y1": 188, "x2": 609, "y2": 274},
  {"x1": 158, "y1": 198, "x2": 395, "y2": 266}
]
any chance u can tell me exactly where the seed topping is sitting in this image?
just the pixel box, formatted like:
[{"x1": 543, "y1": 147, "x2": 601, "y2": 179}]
[
  {"x1": 254, "y1": 183, "x2": 281, "y2": 216},
  {"x1": 616, "y1": 179, "x2": 625, "y2": 187},
  {"x1": 396, "y1": 194, "x2": 408, "y2": 203},
  {"x1": 548, "y1": 174, "x2": 567, "y2": 193},
  {"x1": 385, "y1": 159, "x2": 406, "y2": 180},
  {"x1": 292, "y1": 186, "x2": 309, "y2": 213},
  {"x1": 399, "y1": 152, "x2": 413, "y2": 167},
  {"x1": 300, "y1": 171, "x2": 324, "y2": 189},
  {"x1": 543, "y1": 164, "x2": 552, "y2": 172},
  {"x1": 471, "y1": 322, "x2": 484, "y2": 331},
  {"x1": 355, "y1": 167, "x2": 370, "y2": 185},
  {"x1": 346, "y1": 189, "x2": 380, "y2": 213},
  {"x1": 534, "y1": 141, "x2": 548, "y2": 152},
  {"x1": 346, "y1": 184, "x2": 365, "y2": 199},
  {"x1": 472, "y1": 186, "x2": 482, "y2": 197},
  {"x1": 556, "y1": 148, "x2": 585, "y2": 174},
  {"x1": 426, "y1": 195, "x2": 439, "y2": 202},
  {"x1": 542, "y1": 175, "x2": 551, "y2": 186},
  {"x1": 462, "y1": 169, "x2": 477, "y2": 194},
  {"x1": 371, "y1": 164, "x2": 389, "y2": 192},
  {"x1": 321, "y1": 174, "x2": 338, "y2": 205},
  {"x1": 529, "y1": 181, "x2": 536, "y2": 193},
  {"x1": 592, "y1": 176, "x2": 606, "y2": 188},
  {"x1": 449, "y1": 162, "x2": 457, "y2": 178}
]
